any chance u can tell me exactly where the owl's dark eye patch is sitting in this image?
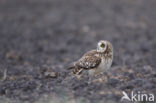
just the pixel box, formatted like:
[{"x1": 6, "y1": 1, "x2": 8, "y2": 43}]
[{"x1": 100, "y1": 43, "x2": 105, "y2": 48}]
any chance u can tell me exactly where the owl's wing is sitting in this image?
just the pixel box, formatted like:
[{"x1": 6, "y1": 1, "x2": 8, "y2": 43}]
[{"x1": 76, "y1": 55, "x2": 101, "y2": 69}]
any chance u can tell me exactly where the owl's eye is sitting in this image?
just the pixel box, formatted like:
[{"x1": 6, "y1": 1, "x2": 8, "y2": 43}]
[{"x1": 100, "y1": 43, "x2": 105, "y2": 48}]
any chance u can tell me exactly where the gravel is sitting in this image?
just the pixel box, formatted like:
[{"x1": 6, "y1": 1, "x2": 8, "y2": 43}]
[{"x1": 0, "y1": 0, "x2": 156, "y2": 103}]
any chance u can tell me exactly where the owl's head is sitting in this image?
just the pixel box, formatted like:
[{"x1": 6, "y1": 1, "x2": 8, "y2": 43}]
[{"x1": 97, "y1": 40, "x2": 112, "y2": 53}]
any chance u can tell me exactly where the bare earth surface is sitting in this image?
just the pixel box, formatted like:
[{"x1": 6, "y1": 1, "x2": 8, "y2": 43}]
[{"x1": 0, "y1": 0, "x2": 156, "y2": 103}]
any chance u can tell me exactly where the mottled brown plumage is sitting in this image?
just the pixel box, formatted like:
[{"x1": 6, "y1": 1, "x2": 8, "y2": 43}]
[{"x1": 69, "y1": 40, "x2": 113, "y2": 75}]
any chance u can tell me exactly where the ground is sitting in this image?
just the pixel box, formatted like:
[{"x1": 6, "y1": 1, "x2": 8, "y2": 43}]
[{"x1": 0, "y1": 0, "x2": 156, "y2": 103}]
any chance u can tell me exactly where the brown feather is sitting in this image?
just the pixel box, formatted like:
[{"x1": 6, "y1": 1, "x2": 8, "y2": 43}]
[{"x1": 72, "y1": 50, "x2": 101, "y2": 74}]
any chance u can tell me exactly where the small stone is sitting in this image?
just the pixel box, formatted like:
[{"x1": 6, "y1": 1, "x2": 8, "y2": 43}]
[
  {"x1": 6, "y1": 51, "x2": 22, "y2": 61},
  {"x1": 137, "y1": 73, "x2": 145, "y2": 78},
  {"x1": 118, "y1": 76, "x2": 130, "y2": 82},
  {"x1": 44, "y1": 71, "x2": 58, "y2": 78},
  {"x1": 40, "y1": 65, "x2": 59, "y2": 78},
  {"x1": 99, "y1": 91, "x2": 105, "y2": 95}
]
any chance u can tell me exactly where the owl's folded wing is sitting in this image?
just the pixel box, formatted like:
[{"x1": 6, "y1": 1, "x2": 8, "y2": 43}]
[{"x1": 76, "y1": 55, "x2": 101, "y2": 69}]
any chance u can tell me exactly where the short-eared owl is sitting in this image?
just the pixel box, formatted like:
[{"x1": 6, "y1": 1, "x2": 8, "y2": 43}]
[{"x1": 69, "y1": 40, "x2": 113, "y2": 76}]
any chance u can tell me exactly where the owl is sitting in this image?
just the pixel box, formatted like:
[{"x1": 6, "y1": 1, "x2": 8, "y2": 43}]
[{"x1": 69, "y1": 40, "x2": 113, "y2": 76}]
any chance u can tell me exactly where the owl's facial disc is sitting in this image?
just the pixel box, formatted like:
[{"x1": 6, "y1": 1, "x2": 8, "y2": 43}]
[{"x1": 97, "y1": 41, "x2": 107, "y2": 53}]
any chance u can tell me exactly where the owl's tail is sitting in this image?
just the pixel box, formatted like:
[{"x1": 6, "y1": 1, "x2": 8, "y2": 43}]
[
  {"x1": 67, "y1": 62, "x2": 83, "y2": 75},
  {"x1": 73, "y1": 66, "x2": 83, "y2": 75}
]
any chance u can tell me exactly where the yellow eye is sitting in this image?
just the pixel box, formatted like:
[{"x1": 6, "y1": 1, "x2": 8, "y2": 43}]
[{"x1": 100, "y1": 43, "x2": 105, "y2": 48}]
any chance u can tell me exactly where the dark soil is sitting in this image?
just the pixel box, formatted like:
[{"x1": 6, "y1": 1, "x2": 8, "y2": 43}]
[{"x1": 0, "y1": 0, "x2": 156, "y2": 103}]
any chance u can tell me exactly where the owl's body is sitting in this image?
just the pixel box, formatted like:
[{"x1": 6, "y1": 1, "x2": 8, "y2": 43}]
[
  {"x1": 89, "y1": 54, "x2": 112, "y2": 75},
  {"x1": 69, "y1": 40, "x2": 113, "y2": 76}
]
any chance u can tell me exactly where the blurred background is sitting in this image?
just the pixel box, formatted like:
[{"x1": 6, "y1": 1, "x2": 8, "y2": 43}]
[{"x1": 0, "y1": 0, "x2": 155, "y2": 103}]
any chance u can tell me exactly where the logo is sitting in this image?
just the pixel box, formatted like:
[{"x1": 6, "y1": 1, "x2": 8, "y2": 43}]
[{"x1": 121, "y1": 91, "x2": 155, "y2": 102}]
